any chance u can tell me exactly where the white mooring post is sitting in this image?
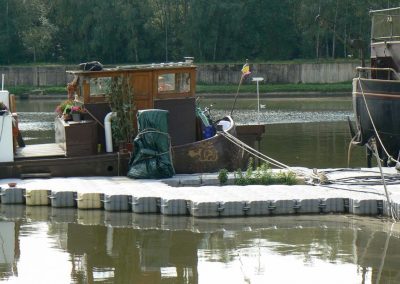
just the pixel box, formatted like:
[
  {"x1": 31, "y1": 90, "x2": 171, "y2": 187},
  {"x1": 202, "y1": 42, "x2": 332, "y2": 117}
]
[{"x1": 252, "y1": 77, "x2": 264, "y2": 124}]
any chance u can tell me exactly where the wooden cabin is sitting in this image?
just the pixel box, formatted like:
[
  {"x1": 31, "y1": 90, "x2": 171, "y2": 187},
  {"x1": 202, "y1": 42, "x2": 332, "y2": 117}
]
[{"x1": 65, "y1": 62, "x2": 198, "y2": 153}]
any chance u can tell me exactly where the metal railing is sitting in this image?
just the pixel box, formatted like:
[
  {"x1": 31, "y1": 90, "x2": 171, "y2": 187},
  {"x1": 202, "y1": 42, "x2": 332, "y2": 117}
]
[{"x1": 356, "y1": 66, "x2": 400, "y2": 80}]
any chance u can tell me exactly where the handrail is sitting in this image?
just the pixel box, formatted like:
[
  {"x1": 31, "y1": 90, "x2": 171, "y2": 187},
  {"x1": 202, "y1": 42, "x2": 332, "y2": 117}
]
[
  {"x1": 370, "y1": 7, "x2": 400, "y2": 15},
  {"x1": 356, "y1": 66, "x2": 400, "y2": 80},
  {"x1": 372, "y1": 36, "x2": 400, "y2": 41}
]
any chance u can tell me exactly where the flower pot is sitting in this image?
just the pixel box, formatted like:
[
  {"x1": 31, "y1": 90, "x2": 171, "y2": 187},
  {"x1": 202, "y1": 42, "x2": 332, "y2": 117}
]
[{"x1": 72, "y1": 113, "x2": 81, "y2": 122}]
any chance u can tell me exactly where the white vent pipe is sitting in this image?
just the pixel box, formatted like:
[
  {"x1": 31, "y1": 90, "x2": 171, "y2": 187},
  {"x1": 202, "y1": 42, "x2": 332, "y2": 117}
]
[{"x1": 104, "y1": 112, "x2": 116, "y2": 152}]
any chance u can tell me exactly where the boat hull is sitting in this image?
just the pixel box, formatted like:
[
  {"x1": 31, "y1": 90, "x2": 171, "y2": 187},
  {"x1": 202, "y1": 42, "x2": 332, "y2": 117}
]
[
  {"x1": 352, "y1": 78, "x2": 400, "y2": 160},
  {"x1": 0, "y1": 117, "x2": 250, "y2": 178},
  {"x1": 172, "y1": 117, "x2": 246, "y2": 174},
  {"x1": 0, "y1": 153, "x2": 131, "y2": 179}
]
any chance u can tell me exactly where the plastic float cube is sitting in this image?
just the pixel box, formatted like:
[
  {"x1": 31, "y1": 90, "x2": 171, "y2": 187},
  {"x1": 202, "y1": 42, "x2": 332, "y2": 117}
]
[
  {"x1": 0, "y1": 187, "x2": 25, "y2": 204},
  {"x1": 24, "y1": 189, "x2": 50, "y2": 206},
  {"x1": 218, "y1": 201, "x2": 247, "y2": 217},
  {"x1": 246, "y1": 200, "x2": 271, "y2": 216},
  {"x1": 296, "y1": 199, "x2": 321, "y2": 214},
  {"x1": 189, "y1": 201, "x2": 220, "y2": 218},
  {"x1": 350, "y1": 199, "x2": 379, "y2": 216},
  {"x1": 322, "y1": 198, "x2": 345, "y2": 213},
  {"x1": 103, "y1": 194, "x2": 131, "y2": 212},
  {"x1": 269, "y1": 200, "x2": 296, "y2": 215},
  {"x1": 160, "y1": 198, "x2": 188, "y2": 215},
  {"x1": 76, "y1": 192, "x2": 102, "y2": 209},
  {"x1": 49, "y1": 191, "x2": 76, "y2": 208},
  {"x1": 131, "y1": 196, "x2": 160, "y2": 213}
]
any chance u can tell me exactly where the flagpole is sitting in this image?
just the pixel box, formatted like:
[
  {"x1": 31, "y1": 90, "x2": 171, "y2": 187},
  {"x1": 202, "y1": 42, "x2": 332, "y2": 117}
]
[
  {"x1": 230, "y1": 75, "x2": 244, "y2": 116},
  {"x1": 230, "y1": 59, "x2": 249, "y2": 116}
]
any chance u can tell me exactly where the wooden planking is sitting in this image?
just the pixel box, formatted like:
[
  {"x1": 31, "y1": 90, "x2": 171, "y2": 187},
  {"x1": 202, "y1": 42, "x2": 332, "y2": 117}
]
[{"x1": 15, "y1": 143, "x2": 65, "y2": 159}]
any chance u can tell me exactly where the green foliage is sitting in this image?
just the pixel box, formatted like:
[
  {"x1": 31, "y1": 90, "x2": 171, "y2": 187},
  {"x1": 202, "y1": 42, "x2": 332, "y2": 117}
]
[
  {"x1": 55, "y1": 100, "x2": 74, "y2": 116},
  {"x1": 0, "y1": 0, "x2": 394, "y2": 64},
  {"x1": 107, "y1": 75, "x2": 136, "y2": 144},
  {"x1": 196, "y1": 81, "x2": 352, "y2": 94},
  {"x1": 8, "y1": 85, "x2": 66, "y2": 96},
  {"x1": 234, "y1": 160, "x2": 297, "y2": 186},
  {"x1": 218, "y1": 169, "x2": 229, "y2": 185}
]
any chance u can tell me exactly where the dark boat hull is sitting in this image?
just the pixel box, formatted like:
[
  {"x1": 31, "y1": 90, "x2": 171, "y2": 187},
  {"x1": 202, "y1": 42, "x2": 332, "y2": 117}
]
[
  {"x1": 0, "y1": 117, "x2": 249, "y2": 178},
  {"x1": 352, "y1": 78, "x2": 400, "y2": 159},
  {"x1": 172, "y1": 117, "x2": 246, "y2": 174},
  {"x1": 0, "y1": 153, "x2": 131, "y2": 179}
]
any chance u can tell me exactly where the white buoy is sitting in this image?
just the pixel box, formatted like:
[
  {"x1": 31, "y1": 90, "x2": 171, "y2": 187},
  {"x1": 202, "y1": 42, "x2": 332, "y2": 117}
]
[{"x1": 252, "y1": 77, "x2": 264, "y2": 124}]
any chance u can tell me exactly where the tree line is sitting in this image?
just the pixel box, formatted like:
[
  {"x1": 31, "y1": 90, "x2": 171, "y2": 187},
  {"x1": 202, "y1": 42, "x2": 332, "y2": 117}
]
[{"x1": 0, "y1": 0, "x2": 398, "y2": 65}]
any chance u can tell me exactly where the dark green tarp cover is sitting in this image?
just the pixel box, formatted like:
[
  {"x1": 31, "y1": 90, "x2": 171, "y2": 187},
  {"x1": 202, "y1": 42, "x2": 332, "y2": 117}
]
[{"x1": 127, "y1": 109, "x2": 175, "y2": 179}]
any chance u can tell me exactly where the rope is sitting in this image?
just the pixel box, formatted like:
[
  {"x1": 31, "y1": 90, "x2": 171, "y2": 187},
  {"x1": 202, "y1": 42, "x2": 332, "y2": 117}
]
[
  {"x1": 357, "y1": 77, "x2": 396, "y2": 164},
  {"x1": 347, "y1": 135, "x2": 358, "y2": 167},
  {"x1": 85, "y1": 108, "x2": 105, "y2": 128},
  {"x1": 134, "y1": 127, "x2": 175, "y2": 173},
  {"x1": 219, "y1": 130, "x2": 320, "y2": 181},
  {"x1": 371, "y1": 138, "x2": 398, "y2": 221},
  {"x1": 221, "y1": 127, "x2": 398, "y2": 220}
]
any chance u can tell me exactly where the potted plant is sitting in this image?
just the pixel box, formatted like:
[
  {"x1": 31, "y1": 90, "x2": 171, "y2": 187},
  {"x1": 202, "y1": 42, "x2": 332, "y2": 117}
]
[
  {"x1": 55, "y1": 100, "x2": 74, "y2": 121},
  {"x1": 106, "y1": 75, "x2": 136, "y2": 152},
  {"x1": 70, "y1": 105, "x2": 86, "y2": 121}
]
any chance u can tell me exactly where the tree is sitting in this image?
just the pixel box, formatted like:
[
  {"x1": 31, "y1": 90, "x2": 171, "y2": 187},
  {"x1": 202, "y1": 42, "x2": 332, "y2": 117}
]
[{"x1": 18, "y1": 0, "x2": 58, "y2": 62}]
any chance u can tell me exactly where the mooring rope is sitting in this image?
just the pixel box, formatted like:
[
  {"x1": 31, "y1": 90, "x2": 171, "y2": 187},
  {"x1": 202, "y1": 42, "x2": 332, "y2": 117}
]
[
  {"x1": 371, "y1": 138, "x2": 399, "y2": 221},
  {"x1": 219, "y1": 130, "x2": 320, "y2": 181},
  {"x1": 347, "y1": 135, "x2": 358, "y2": 167}
]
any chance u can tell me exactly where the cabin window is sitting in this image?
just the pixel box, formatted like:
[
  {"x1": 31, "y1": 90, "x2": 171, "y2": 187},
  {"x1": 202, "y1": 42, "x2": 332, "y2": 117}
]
[
  {"x1": 89, "y1": 77, "x2": 111, "y2": 96},
  {"x1": 158, "y1": 72, "x2": 190, "y2": 93}
]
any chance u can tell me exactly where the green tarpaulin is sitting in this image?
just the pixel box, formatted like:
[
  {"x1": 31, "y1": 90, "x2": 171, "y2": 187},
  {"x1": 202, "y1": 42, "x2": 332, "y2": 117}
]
[{"x1": 127, "y1": 109, "x2": 175, "y2": 179}]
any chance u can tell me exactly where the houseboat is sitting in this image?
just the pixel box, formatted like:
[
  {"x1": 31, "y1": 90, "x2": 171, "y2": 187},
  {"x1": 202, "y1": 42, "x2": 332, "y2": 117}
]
[
  {"x1": 0, "y1": 60, "x2": 261, "y2": 178},
  {"x1": 351, "y1": 7, "x2": 400, "y2": 166}
]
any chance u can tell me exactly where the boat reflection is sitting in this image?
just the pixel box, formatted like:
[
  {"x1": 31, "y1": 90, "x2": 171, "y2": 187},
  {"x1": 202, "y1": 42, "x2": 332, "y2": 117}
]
[{"x1": 1, "y1": 206, "x2": 399, "y2": 283}]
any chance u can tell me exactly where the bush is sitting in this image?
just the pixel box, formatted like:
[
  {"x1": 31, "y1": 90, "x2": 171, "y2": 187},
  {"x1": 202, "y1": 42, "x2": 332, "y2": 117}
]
[{"x1": 218, "y1": 168, "x2": 229, "y2": 185}]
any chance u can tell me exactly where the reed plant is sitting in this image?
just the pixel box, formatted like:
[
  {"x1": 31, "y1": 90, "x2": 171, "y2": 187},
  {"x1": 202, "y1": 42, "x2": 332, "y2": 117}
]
[{"x1": 228, "y1": 157, "x2": 297, "y2": 186}]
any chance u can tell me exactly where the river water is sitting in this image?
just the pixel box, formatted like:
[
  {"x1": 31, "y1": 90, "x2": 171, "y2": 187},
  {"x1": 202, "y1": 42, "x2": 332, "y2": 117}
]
[
  {"x1": 1, "y1": 96, "x2": 395, "y2": 284},
  {"x1": 14, "y1": 96, "x2": 366, "y2": 168}
]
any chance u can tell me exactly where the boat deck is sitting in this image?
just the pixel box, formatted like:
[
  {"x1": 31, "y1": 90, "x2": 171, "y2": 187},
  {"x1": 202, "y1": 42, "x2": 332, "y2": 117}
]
[{"x1": 14, "y1": 143, "x2": 65, "y2": 160}]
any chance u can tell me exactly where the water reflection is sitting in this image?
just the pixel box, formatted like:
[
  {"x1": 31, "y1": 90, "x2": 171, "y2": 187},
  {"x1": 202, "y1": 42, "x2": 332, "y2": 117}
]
[
  {"x1": 1, "y1": 206, "x2": 399, "y2": 283},
  {"x1": 262, "y1": 121, "x2": 366, "y2": 168}
]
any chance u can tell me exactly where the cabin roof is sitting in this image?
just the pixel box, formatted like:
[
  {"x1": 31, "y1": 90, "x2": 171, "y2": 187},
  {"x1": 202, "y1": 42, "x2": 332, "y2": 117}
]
[{"x1": 67, "y1": 62, "x2": 196, "y2": 75}]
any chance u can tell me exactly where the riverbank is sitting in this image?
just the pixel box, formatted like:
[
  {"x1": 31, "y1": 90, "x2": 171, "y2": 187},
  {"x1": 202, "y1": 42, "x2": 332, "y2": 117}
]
[
  {"x1": 0, "y1": 167, "x2": 399, "y2": 219},
  {"x1": 8, "y1": 82, "x2": 351, "y2": 99}
]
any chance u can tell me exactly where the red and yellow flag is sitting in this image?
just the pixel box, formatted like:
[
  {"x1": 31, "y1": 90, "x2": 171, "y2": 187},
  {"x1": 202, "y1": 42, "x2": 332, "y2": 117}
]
[{"x1": 241, "y1": 61, "x2": 251, "y2": 78}]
